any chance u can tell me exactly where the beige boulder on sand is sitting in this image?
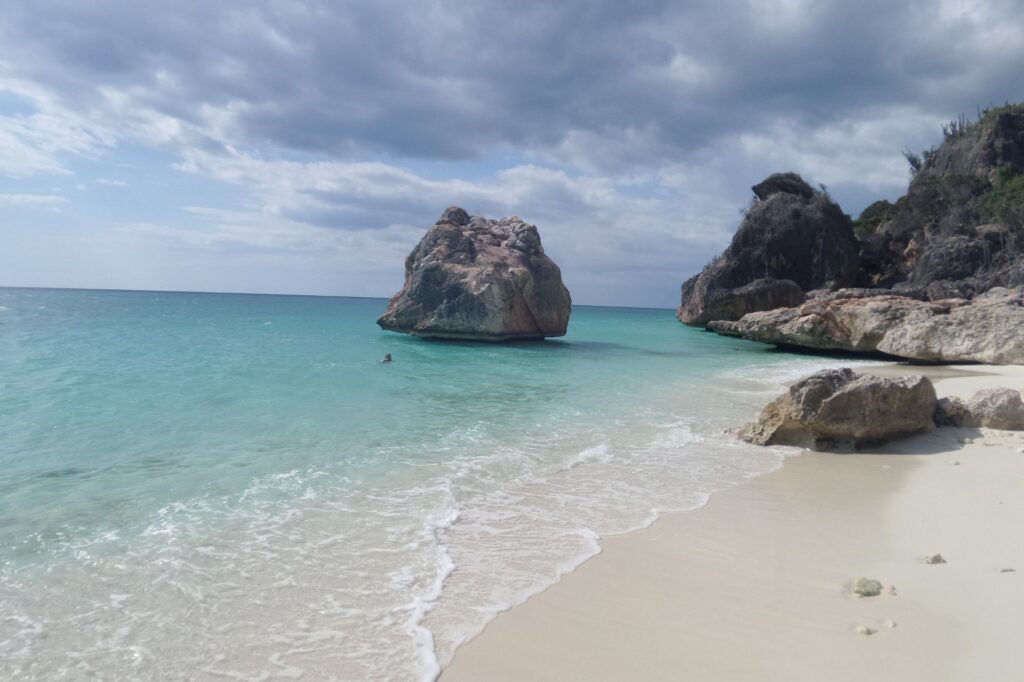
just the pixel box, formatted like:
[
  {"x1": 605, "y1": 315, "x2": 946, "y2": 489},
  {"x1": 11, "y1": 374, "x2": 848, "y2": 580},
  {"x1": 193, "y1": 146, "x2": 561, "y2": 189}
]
[{"x1": 739, "y1": 368, "x2": 937, "y2": 451}]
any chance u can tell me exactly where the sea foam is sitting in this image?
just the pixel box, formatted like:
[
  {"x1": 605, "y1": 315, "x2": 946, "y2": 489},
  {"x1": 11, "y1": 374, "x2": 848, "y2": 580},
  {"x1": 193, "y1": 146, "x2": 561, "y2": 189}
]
[{"x1": 0, "y1": 288, "x2": 878, "y2": 680}]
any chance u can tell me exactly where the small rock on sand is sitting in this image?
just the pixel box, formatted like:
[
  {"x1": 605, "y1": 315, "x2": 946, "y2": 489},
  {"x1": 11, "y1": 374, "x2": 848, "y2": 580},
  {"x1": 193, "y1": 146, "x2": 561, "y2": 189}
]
[
  {"x1": 856, "y1": 625, "x2": 877, "y2": 636},
  {"x1": 924, "y1": 553, "x2": 947, "y2": 564},
  {"x1": 852, "y1": 577, "x2": 884, "y2": 597},
  {"x1": 888, "y1": 585, "x2": 898, "y2": 596},
  {"x1": 1000, "y1": 568, "x2": 1016, "y2": 573},
  {"x1": 883, "y1": 620, "x2": 898, "y2": 629}
]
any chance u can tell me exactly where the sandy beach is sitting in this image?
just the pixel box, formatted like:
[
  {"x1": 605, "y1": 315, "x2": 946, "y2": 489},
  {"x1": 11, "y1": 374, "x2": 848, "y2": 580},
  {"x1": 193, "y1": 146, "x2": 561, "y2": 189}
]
[{"x1": 442, "y1": 364, "x2": 1024, "y2": 682}]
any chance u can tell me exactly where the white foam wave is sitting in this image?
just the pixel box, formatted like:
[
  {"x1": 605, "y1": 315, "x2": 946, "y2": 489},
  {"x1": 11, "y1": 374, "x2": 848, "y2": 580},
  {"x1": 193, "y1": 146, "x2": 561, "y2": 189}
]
[
  {"x1": 0, "y1": 354, "x2": 838, "y2": 681},
  {"x1": 564, "y1": 442, "x2": 613, "y2": 469}
]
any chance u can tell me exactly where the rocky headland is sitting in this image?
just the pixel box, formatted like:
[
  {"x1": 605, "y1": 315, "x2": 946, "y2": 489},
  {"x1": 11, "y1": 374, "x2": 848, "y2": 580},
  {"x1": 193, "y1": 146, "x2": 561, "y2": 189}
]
[
  {"x1": 680, "y1": 104, "x2": 1024, "y2": 364},
  {"x1": 378, "y1": 207, "x2": 571, "y2": 341},
  {"x1": 710, "y1": 287, "x2": 1024, "y2": 364}
]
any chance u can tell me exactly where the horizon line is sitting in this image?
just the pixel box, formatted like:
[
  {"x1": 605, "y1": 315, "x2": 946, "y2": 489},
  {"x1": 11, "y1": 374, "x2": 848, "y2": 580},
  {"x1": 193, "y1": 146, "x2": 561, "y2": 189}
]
[{"x1": 0, "y1": 285, "x2": 676, "y2": 311}]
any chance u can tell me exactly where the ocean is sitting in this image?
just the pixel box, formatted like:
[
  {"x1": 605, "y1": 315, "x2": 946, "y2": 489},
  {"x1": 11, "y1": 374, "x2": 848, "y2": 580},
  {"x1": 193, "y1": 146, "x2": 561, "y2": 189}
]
[{"x1": 0, "y1": 287, "x2": 864, "y2": 680}]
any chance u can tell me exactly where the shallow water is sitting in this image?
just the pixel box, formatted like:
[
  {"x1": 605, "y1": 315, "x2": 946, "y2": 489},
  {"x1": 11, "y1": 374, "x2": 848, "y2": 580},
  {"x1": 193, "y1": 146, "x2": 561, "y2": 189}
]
[{"x1": 0, "y1": 288, "x2": 869, "y2": 680}]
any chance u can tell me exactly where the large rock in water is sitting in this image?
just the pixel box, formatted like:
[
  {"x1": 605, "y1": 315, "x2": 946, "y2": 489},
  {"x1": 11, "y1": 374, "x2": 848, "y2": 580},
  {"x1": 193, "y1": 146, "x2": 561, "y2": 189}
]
[
  {"x1": 377, "y1": 207, "x2": 571, "y2": 340},
  {"x1": 678, "y1": 173, "x2": 860, "y2": 326},
  {"x1": 738, "y1": 369, "x2": 937, "y2": 450},
  {"x1": 709, "y1": 287, "x2": 1024, "y2": 364}
]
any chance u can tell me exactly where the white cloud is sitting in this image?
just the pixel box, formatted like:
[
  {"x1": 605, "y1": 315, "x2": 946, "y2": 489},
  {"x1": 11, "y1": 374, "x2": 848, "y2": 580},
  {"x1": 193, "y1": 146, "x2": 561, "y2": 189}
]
[
  {"x1": 0, "y1": 192, "x2": 67, "y2": 208},
  {"x1": 1, "y1": 1, "x2": 1022, "y2": 303},
  {"x1": 733, "y1": 106, "x2": 942, "y2": 193}
]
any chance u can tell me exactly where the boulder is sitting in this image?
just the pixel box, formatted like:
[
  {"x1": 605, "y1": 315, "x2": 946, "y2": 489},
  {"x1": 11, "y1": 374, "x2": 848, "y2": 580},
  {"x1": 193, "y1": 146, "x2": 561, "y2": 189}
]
[
  {"x1": 710, "y1": 294, "x2": 926, "y2": 356},
  {"x1": 751, "y1": 172, "x2": 816, "y2": 200},
  {"x1": 678, "y1": 173, "x2": 860, "y2": 326},
  {"x1": 738, "y1": 369, "x2": 937, "y2": 450},
  {"x1": 965, "y1": 388, "x2": 1024, "y2": 429},
  {"x1": 377, "y1": 207, "x2": 571, "y2": 340},
  {"x1": 710, "y1": 288, "x2": 1024, "y2": 364},
  {"x1": 935, "y1": 396, "x2": 971, "y2": 427},
  {"x1": 679, "y1": 277, "x2": 804, "y2": 327}
]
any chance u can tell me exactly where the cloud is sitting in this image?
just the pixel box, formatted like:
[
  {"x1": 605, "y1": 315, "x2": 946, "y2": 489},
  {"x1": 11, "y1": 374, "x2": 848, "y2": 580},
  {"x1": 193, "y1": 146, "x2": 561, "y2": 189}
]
[
  {"x1": 0, "y1": 192, "x2": 67, "y2": 207},
  {"x1": 1, "y1": 1, "x2": 1023, "y2": 303},
  {"x1": 5, "y1": 1, "x2": 1023, "y2": 167},
  {"x1": 159, "y1": 146, "x2": 739, "y2": 303},
  {"x1": 95, "y1": 178, "x2": 127, "y2": 186}
]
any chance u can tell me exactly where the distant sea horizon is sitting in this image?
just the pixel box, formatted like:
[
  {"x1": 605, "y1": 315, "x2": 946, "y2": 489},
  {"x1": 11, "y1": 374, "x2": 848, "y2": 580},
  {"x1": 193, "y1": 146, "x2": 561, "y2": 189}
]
[
  {"x1": 0, "y1": 286, "x2": 869, "y2": 680},
  {"x1": 0, "y1": 284, "x2": 677, "y2": 311}
]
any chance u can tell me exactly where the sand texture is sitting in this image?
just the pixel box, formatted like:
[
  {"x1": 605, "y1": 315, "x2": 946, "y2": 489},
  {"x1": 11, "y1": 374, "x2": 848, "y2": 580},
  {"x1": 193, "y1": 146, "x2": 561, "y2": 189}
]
[{"x1": 442, "y1": 365, "x2": 1024, "y2": 682}]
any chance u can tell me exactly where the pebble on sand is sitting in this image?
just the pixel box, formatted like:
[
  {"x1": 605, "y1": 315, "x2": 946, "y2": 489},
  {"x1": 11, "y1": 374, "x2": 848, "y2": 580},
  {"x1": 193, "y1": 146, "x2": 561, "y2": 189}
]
[
  {"x1": 924, "y1": 553, "x2": 947, "y2": 564},
  {"x1": 852, "y1": 577, "x2": 883, "y2": 597},
  {"x1": 883, "y1": 620, "x2": 898, "y2": 629},
  {"x1": 856, "y1": 625, "x2": 876, "y2": 636},
  {"x1": 1000, "y1": 568, "x2": 1016, "y2": 573}
]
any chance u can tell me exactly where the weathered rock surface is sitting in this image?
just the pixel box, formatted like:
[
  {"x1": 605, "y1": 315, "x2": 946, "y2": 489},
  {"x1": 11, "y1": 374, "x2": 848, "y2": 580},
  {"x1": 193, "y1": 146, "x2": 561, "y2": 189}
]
[
  {"x1": 710, "y1": 288, "x2": 1024, "y2": 364},
  {"x1": 738, "y1": 368, "x2": 937, "y2": 450},
  {"x1": 965, "y1": 388, "x2": 1024, "y2": 429},
  {"x1": 377, "y1": 207, "x2": 571, "y2": 340},
  {"x1": 679, "y1": 277, "x2": 805, "y2": 327},
  {"x1": 683, "y1": 105, "x2": 1024, "y2": 365},
  {"x1": 751, "y1": 172, "x2": 816, "y2": 200},
  {"x1": 855, "y1": 105, "x2": 1024, "y2": 293},
  {"x1": 935, "y1": 397, "x2": 972, "y2": 427},
  {"x1": 678, "y1": 173, "x2": 860, "y2": 325}
]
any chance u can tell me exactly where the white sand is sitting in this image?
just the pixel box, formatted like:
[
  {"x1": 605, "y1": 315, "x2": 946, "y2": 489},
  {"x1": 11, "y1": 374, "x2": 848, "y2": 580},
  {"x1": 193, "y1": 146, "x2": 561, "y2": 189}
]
[{"x1": 442, "y1": 364, "x2": 1024, "y2": 682}]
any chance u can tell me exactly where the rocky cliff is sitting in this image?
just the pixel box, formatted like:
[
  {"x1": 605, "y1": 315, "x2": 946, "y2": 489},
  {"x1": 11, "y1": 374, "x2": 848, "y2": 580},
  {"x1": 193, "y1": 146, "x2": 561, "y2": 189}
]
[
  {"x1": 377, "y1": 207, "x2": 571, "y2": 341},
  {"x1": 856, "y1": 104, "x2": 1024, "y2": 296},
  {"x1": 681, "y1": 103, "x2": 1024, "y2": 364},
  {"x1": 678, "y1": 173, "x2": 860, "y2": 325},
  {"x1": 710, "y1": 287, "x2": 1024, "y2": 364}
]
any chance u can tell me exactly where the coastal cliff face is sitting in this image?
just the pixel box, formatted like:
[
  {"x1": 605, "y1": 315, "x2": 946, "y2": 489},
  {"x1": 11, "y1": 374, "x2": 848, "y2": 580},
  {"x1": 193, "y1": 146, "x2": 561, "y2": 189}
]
[
  {"x1": 857, "y1": 105, "x2": 1024, "y2": 295},
  {"x1": 377, "y1": 207, "x2": 571, "y2": 341},
  {"x1": 682, "y1": 104, "x2": 1024, "y2": 364},
  {"x1": 677, "y1": 173, "x2": 859, "y2": 325},
  {"x1": 710, "y1": 288, "x2": 1024, "y2": 364}
]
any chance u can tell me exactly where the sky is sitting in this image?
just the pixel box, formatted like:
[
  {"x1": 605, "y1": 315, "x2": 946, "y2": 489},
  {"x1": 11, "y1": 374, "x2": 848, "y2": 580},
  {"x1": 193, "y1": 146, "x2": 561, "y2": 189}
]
[{"x1": 1, "y1": 1, "x2": 1023, "y2": 307}]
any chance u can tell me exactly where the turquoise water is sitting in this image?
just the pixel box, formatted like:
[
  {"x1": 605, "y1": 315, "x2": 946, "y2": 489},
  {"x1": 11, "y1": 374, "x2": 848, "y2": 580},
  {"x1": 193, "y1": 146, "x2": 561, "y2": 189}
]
[{"x1": 0, "y1": 288, "x2": 864, "y2": 680}]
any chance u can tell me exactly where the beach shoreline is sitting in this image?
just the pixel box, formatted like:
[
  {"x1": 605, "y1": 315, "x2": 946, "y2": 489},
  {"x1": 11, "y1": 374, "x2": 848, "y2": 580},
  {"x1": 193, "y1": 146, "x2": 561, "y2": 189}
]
[{"x1": 441, "y1": 364, "x2": 1024, "y2": 682}]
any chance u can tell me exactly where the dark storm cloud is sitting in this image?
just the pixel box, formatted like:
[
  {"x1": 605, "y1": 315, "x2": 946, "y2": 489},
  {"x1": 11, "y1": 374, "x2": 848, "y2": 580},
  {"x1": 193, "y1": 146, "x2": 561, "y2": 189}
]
[
  {"x1": 4, "y1": 0, "x2": 1023, "y2": 166},
  {"x1": 3, "y1": 0, "x2": 1024, "y2": 304}
]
